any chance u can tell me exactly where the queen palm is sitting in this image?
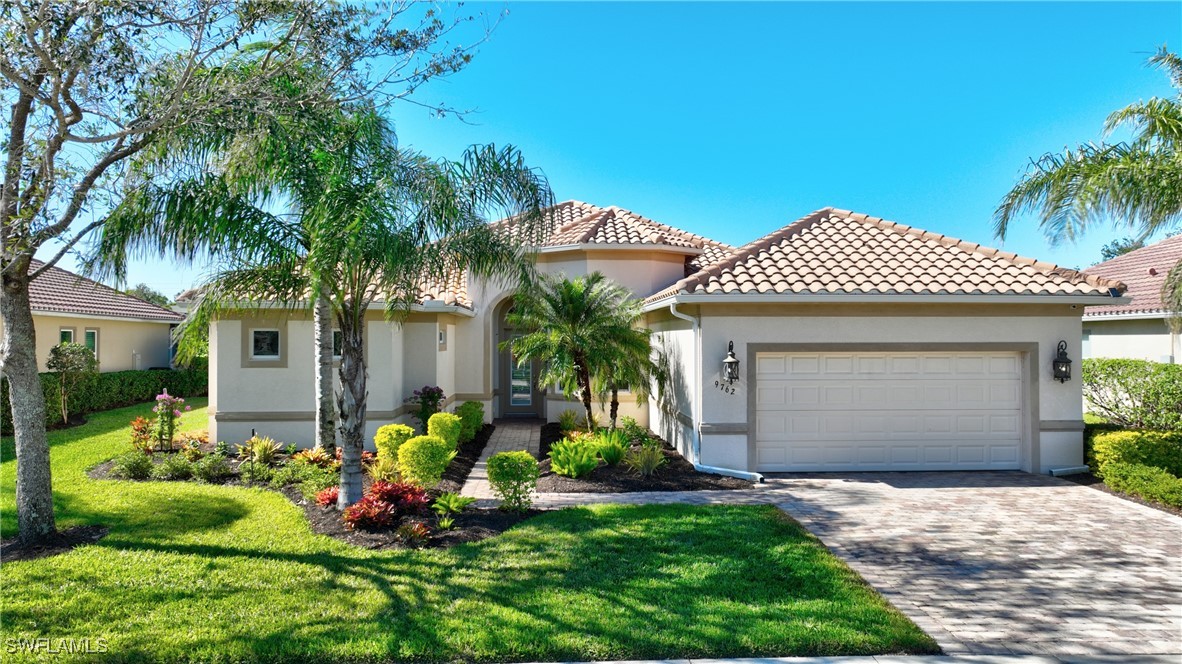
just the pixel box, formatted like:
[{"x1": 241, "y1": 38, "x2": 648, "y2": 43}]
[
  {"x1": 505, "y1": 272, "x2": 651, "y2": 431},
  {"x1": 995, "y1": 48, "x2": 1182, "y2": 325},
  {"x1": 591, "y1": 295, "x2": 664, "y2": 431},
  {"x1": 97, "y1": 106, "x2": 552, "y2": 505}
]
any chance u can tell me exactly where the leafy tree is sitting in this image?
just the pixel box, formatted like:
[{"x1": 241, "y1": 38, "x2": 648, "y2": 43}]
[
  {"x1": 123, "y1": 283, "x2": 171, "y2": 308},
  {"x1": 1, "y1": 0, "x2": 491, "y2": 544},
  {"x1": 591, "y1": 295, "x2": 665, "y2": 431},
  {"x1": 506, "y1": 273, "x2": 647, "y2": 431},
  {"x1": 97, "y1": 106, "x2": 552, "y2": 506},
  {"x1": 1099, "y1": 237, "x2": 1146, "y2": 262},
  {"x1": 995, "y1": 47, "x2": 1182, "y2": 329},
  {"x1": 45, "y1": 343, "x2": 99, "y2": 425}
]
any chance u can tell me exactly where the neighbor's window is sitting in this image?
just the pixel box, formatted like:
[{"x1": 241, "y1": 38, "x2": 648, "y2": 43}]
[
  {"x1": 84, "y1": 329, "x2": 99, "y2": 358},
  {"x1": 251, "y1": 329, "x2": 281, "y2": 360},
  {"x1": 59, "y1": 328, "x2": 74, "y2": 344},
  {"x1": 332, "y1": 330, "x2": 343, "y2": 358}
]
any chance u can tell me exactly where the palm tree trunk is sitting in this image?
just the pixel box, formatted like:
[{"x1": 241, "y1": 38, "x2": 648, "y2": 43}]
[
  {"x1": 1, "y1": 267, "x2": 56, "y2": 544},
  {"x1": 313, "y1": 293, "x2": 336, "y2": 454},
  {"x1": 609, "y1": 386, "x2": 620, "y2": 431},
  {"x1": 575, "y1": 355, "x2": 594, "y2": 432},
  {"x1": 335, "y1": 304, "x2": 367, "y2": 508}
]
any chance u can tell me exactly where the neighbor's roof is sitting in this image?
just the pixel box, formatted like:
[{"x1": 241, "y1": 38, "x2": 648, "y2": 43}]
[
  {"x1": 505, "y1": 200, "x2": 735, "y2": 275},
  {"x1": 646, "y1": 208, "x2": 1126, "y2": 304},
  {"x1": 28, "y1": 260, "x2": 184, "y2": 323},
  {"x1": 1083, "y1": 234, "x2": 1182, "y2": 318}
]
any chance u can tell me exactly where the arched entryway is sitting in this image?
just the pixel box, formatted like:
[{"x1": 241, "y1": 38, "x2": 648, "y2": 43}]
[{"x1": 493, "y1": 297, "x2": 545, "y2": 418}]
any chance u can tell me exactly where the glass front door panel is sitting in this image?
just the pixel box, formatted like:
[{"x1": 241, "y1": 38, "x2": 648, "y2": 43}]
[{"x1": 509, "y1": 335, "x2": 532, "y2": 407}]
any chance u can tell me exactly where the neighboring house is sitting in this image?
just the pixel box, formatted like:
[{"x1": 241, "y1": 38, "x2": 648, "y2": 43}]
[
  {"x1": 0, "y1": 260, "x2": 184, "y2": 372},
  {"x1": 1081, "y1": 235, "x2": 1181, "y2": 364},
  {"x1": 209, "y1": 201, "x2": 1126, "y2": 475}
]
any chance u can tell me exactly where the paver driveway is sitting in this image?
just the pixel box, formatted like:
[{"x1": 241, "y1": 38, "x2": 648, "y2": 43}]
[{"x1": 768, "y1": 471, "x2": 1182, "y2": 657}]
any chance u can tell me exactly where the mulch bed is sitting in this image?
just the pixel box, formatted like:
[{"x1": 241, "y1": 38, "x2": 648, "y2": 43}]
[
  {"x1": 1, "y1": 525, "x2": 109, "y2": 562},
  {"x1": 283, "y1": 485, "x2": 540, "y2": 550},
  {"x1": 436, "y1": 424, "x2": 495, "y2": 494},
  {"x1": 1061, "y1": 472, "x2": 1182, "y2": 517},
  {"x1": 535, "y1": 422, "x2": 755, "y2": 493}
]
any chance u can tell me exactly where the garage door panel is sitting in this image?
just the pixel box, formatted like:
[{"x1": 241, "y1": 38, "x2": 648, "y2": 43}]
[{"x1": 755, "y1": 350, "x2": 1023, "y2": 472}]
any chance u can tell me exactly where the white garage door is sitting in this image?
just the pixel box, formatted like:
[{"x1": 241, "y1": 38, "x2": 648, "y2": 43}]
[{"x1": 755, "y1": 350, "x2": 1023, "y2": 472}]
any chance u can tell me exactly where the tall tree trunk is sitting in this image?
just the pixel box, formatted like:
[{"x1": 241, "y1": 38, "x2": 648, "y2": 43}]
[
  {"x1": 313, "y1": 293, "x2": 336, "y2": 455},
  {"x1": 609, "y1": 386, "x2": 620, "y2": 431},
  {"x1": 1, "y1": 265, "x2": 56, "y2": 544},
  {"x1": 335, "y1": 304, "x2": 367, "y2": 508},
  {"x1": 575, "y1": 354, "x2": 594, "y2": 432}
]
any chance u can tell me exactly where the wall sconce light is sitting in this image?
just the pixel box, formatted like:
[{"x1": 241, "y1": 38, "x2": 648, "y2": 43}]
[
  {"x1": 1053, "y1": 340, "x2": 1072, "y2": 383},
  {"x1": 722, "y1": 341, "x2": 740, "y2": 384}
]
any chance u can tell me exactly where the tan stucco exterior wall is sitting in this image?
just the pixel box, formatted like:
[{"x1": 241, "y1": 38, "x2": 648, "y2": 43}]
[
  {"x1": 0, "y1": 313, "x2": 173, "y2": 372},
  {"x1": 1083, "y1": 317, "x2": 1178, "y2": 364}
]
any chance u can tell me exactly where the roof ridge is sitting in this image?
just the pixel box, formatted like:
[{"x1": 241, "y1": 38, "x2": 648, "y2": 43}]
[
  {"x1": 573, "y1": 207, "x2": 614, "y2": 244},
  {"x1": 833, "y1": 210, "x2": 1128, "y2": 295},
  {"x1": 1086, "y1": 233, "x2": 1182, "y2": 271},
  {"x1": 659, "y1": 207, "x2": 832, "y2": 298},
  {"x1": 29, "y1": 259, "x2": 182, "y2": 318}
]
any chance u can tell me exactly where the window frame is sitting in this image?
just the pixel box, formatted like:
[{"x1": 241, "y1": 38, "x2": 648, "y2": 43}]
[
  {"x1": 84, "y1": 328, "x2": 99, "y2": 359},
  {"x1": 249, "y1": 328, "x2": 282, "y2": 361},
  {"x1": 58, "y1": 327, "x2": 75, "y2": 345}
]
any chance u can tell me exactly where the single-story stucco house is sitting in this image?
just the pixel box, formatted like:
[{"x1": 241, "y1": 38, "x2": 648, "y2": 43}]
[
  {"x1": 0, "y1": 260, "x2": 183, "y2": 372},
  {"x1": 208, "y1": 201, "x2": 1127, "y2": 475},
  {"x1": 1081, "y1": 235, "x2": 1181, "y2": 364}
]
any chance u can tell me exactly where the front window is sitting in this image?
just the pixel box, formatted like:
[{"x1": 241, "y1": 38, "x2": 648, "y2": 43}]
[
  {"x1": 332, "y1": 330, "x2": 343, "y2": 358},
  {"x1": 251, "y1": 329, "x2": 281, "y2": 360},
  {"x1": 59, "y1": 328, "x2": 74, "y2": 344},
  {"x1": 84, "y1": 329, "x2": 99, "y2": 358}
]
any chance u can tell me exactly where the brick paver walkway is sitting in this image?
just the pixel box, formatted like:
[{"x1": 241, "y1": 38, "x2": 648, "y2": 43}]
[
  {"x1": 460, "y1": 420, "x2": 541, "y2": 500},
  {"x1": 460, "y1": 422, "x2": 1182, "y2": 659}
]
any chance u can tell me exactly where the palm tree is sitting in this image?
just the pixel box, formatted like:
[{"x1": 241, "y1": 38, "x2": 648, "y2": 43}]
[
  {"x1": 96, "y1": 106, "x2": 552, "y2": 506},
  {"x1": 995, "y1": 47, "x2": 1182, "y2": 326},
  {"x1": 590, "y1": 295, "x2": 664, "y2": 431},
  {"x1": 505, "y1": 272, "x2": 646, "y2": 430}
]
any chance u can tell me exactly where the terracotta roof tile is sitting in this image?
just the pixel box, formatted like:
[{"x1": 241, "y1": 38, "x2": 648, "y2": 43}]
[
  {"x1": 646, "y1": 208, "x2": 1126, "y2": 303},
  {"x1": 27, "y1": 260, "x2": 183, "y2": 322},
  {"x1": 1083, "y1": 234, "x2": 1182, "y2": 318},
  {"x1": 416, "y1": 269, "x2": 472, "y2": 309}
]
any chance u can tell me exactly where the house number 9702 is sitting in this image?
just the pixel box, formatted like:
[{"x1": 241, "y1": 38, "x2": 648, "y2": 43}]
[{"x1": 714, "y1": 380, "x2": 737, "y2": 395}]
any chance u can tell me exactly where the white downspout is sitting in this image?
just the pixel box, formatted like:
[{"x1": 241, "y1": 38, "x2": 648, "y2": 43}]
[{"x1": 668, "y1": 303, "x2": 763, "y2": 483}]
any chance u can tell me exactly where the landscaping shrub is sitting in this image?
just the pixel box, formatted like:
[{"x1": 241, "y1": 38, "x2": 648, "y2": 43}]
[
  {"x1": 151, "y1": 453, "x2": 193, "y2": 480},
  {"x1": 427, "y1": 412, "x2": 463, "y2": 449},
  {"x1": 432, "y1": 492, "x2": 476, "y2": 515},
  {"x1": 558, "y1": 409, "x2": 579, "y2": 434},
  {"x1": 1091, "y1": 430, "x2": 1182, "y2": 478},
  {"x1": 193, "y1": 454, "x2": 233, "y2": 483},
  {"x1": 238, "y1": 435, "x2": 282, "y2": 466},
  {"x1": 315, "y1": 486, "x2": 339, "y2": 507},
  {"x1": 549, "y1": 439, "x2": 599, "y2": 478},
  {"x1": 455, "y1": 401, "x2": 484, "y2": 443},
  {"x1": 486, "y1": 450, "x2": 539, "y2": 512},
  {"x1": 405, "y1": 385, "x2": 445, "y2": 433},
  {"x1": 397, "y1": 435, "x2": 455, "y2": 488},
  {"x1": 152, "y1": 390, "x2": 190, "y2": 451},
  {"x1": 374, "y1": 423, "x2": 415, "y2": 460},
  {"x1": 110, "y1": 450, "x2": 153, "y2": 480},
  {"x1": 396, "y1": 520, "x2": 431, "y2": 546},
  {"x1": 46, "y1": 342, "x2": 98, "y2": 424},
  {"x1": 297, "y1": 466, "x2": 340, "y2": 501},
  {"x1": 595, "y1": 429, "x2": 627, "y2": 465},
  {"x1": 366, "y1": 455, "x2": 401, "y2": 482},
  {"x1": 624, "y1": 445, "x2": 666, "y2": 477},
  {"x1": 619, "y1": 416, "x2": 647, "y2": 444},
  {"x1": 1101, "y1": 462, "x2": 1182, "y2": 508},
  {"x1": 129, "y1": 416, "x2": 154, "y2": 454},
  {"x1": 292, "y1": 447, "x2": 336, "y2": 468},
  {"x1": 239, "y1": 462, "x2": 274, "y2": 484},
  {"x1": 1083, "y1": 358, "x2": 1182, "y2": 431},
  {"x1": 0, "y1": 363, "x2": 208, "y2": 434},
  {"x1": 342, "y1": 481, "x2": 430, "y2": 530}
]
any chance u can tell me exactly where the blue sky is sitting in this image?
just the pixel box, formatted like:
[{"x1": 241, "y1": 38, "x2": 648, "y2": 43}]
[{"x1": 49, "y1": 1, "x2": 1182, "y2": 297}]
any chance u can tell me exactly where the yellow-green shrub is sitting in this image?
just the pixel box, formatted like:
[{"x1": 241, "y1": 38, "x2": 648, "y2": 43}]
[
  {"x1": 1091, "y1": 430, "x2": 1182, "y2": 478},
  {"x1": 427, "y1": 412, "x2": 463, "y2": 449},
  {"x1": 397, "y1": 435, "x2": 455, "y2": 488},
  {"x1": 374, "y1": 423, "x2": 415, "y2": 460},
  {"x1": 456, "y1": 401, "x2": 484, "y2": 443},
  {"x1": 487, "y1": 450, "x2": 539, "y2": 511}
]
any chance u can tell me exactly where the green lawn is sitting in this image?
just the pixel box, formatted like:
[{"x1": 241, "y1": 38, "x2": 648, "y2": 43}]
[{"x1": 1, "y1": 401, "x2": 938, "y2": 663}]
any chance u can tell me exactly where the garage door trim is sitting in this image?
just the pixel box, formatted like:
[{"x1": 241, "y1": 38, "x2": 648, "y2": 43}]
[{"x1": 745, "y1": 342, "x2": 1039, "y2": 472}]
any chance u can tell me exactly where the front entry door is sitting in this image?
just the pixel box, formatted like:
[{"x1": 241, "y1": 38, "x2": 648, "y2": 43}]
[{"x1": 501, "y1": 332, "x2": 543, "y2": 417}]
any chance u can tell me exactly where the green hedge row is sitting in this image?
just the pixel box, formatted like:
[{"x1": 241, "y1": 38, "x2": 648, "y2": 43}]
[
  {"x1": 1, "y1": 359, "x2": 208, "y2": 434},
  {"x1": 1088, "y1": 428, "x2": 1182, "y2": 509},
  {"x1": 1102, "y1": 462, "x2": 1182, "y2": 508},
  {"x1": 1082, "y1": 358, "x2": 1182, "y2": 431}
]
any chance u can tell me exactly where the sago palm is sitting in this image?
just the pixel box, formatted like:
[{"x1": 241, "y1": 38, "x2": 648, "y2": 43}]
[
  {"x1": 505, "y1": 272, "x2": 646, "y2": 430},
  {"x1": 995, "y1": 47, "x2": 1182, "y2": 326}
]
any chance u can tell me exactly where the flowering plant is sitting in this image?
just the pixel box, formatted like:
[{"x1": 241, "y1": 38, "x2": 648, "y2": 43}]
[
  {"x1": 152, "y1": 389, "x2": 190, "y2": 451},
  {"x1": 404, "y1": 385, "x2": 445, "y2": 433}
]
